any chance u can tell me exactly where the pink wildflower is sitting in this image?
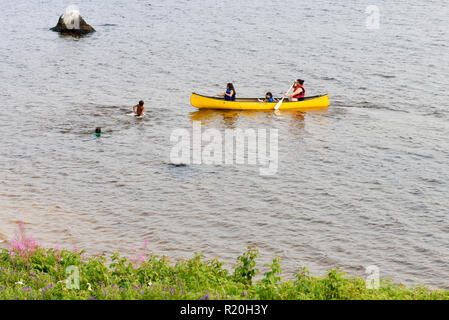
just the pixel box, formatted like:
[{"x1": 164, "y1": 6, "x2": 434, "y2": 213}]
[
  {"x1": 8, "y1": 221, "x2": 38, "y2": 259},
  {"x1": 129, "y1": 240, "x2": 150, "y2": 267}
]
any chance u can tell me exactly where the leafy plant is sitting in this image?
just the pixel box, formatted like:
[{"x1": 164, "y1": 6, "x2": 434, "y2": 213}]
[
  {"x1": 233, "y1": 247, "x2": 259, "y2": 285},
  {"x1": 1, "y1": 223, "x2": 449, "y2": 300}
]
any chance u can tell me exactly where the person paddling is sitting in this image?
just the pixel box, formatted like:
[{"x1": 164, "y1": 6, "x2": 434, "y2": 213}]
[
  {"x1": 133, "y1": 100, "x2": 145, "y2": 117},
  {"x1": 285, "y1": 79, "x2": 305, "y2": 102},
  {"x1": 217, "y1": 83, "x2": 236, "y2": 101}
]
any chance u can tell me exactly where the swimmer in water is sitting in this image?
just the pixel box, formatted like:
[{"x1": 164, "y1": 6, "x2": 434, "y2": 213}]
[
  {"x1": 133, "y1": 100, "x2": 145, "y2": 117},
  {"x1": 93, "y1": 127, "x2": 101, "y2": 137}
]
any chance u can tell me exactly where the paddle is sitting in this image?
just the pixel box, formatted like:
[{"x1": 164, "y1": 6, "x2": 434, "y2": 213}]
[{"x1": 274, "y1": 82, "x2": 294, "y2": 110}]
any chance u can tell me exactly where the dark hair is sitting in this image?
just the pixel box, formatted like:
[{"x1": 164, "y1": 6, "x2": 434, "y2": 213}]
[
  {"x1": 266, "y1": 92, "x2": 273, "y2": 98},
  {"x1": 296, "y1": 79, "x2": 304, "y2": 85},
  {"x1": 139, "y1": 100, "x2": 144, "y2": 106},
  {"x1": 95, "y1": 127, "x2": 101, "y2": 134},
  {"x1": 227, "y1": 83, "x2": 236, "y2": 97}
]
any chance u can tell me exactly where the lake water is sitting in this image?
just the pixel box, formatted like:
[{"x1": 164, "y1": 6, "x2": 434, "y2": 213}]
[{"x1": 1, "y1": 0, "x2": 449, "y2": 288}]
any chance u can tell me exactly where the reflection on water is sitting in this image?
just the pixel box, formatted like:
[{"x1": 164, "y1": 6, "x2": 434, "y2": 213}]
[
  {"x1": 190, "y1": 109, "x2": 273, "y2": 128},
  {"x1": 284, "y1": 109, "x2": 329, "y2": 136},
  {"x1": 189, "y1": 108, "x2": 318, "y2": 134}
]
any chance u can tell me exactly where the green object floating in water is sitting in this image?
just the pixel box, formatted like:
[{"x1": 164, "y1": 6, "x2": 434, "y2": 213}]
[{"x1": 93, "y1": 133, "x2": 101, "y2": 137}]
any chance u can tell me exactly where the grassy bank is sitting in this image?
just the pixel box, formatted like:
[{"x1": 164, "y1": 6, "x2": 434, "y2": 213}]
[{"x1": 1, "y1": 223, "x2": 448, "y2": 300}]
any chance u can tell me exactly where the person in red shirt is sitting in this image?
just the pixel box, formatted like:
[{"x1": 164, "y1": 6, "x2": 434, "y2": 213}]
[{"x1": 285, "y1": 79, "x2": 306, "y2": 102}]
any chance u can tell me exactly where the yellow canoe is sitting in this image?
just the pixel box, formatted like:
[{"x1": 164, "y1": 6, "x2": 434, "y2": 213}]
[{"x1": 190, "y1": 92, "x2": 329, "y2": 111}]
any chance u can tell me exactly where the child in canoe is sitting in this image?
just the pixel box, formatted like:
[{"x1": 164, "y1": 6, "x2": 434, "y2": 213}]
[{"x1": 258, "y1": 92, "x2": 277, "y2": 103}]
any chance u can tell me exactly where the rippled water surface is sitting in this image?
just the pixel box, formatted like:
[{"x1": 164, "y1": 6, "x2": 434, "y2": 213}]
[{"x1": 1, "y1": 0, "x2": 449, "y2": 287}]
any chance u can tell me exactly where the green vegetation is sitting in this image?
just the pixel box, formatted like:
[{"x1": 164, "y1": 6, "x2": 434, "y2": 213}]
[{"x1": 1, "y1": 223, "x2": 448, "y2": 300}]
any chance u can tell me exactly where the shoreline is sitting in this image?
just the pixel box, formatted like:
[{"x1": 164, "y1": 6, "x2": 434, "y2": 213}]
[
  {"x1": 1, "y1": 220, "x2": 447, "y2": 292},
  {"x1": 1, "y1": 225, "x2": 448, "y2": 300}
]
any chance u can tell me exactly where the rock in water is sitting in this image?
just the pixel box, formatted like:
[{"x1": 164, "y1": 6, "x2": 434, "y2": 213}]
[{"x1": 50, "y1": 8, "x2": 95, "y2": 35}]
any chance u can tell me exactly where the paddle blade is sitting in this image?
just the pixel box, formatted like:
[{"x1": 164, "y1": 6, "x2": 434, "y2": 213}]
[{"x1": 274, "y1": 99, "x2": 284, "y2": 110}]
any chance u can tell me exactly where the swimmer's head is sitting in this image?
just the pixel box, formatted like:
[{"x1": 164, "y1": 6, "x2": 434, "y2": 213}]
[
  {"x1": 95, "y1": 127, "x2": 101, "y2": 134},
  {"x1": 139, "y1": 100, "x2": 144, "y2": 106}
]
